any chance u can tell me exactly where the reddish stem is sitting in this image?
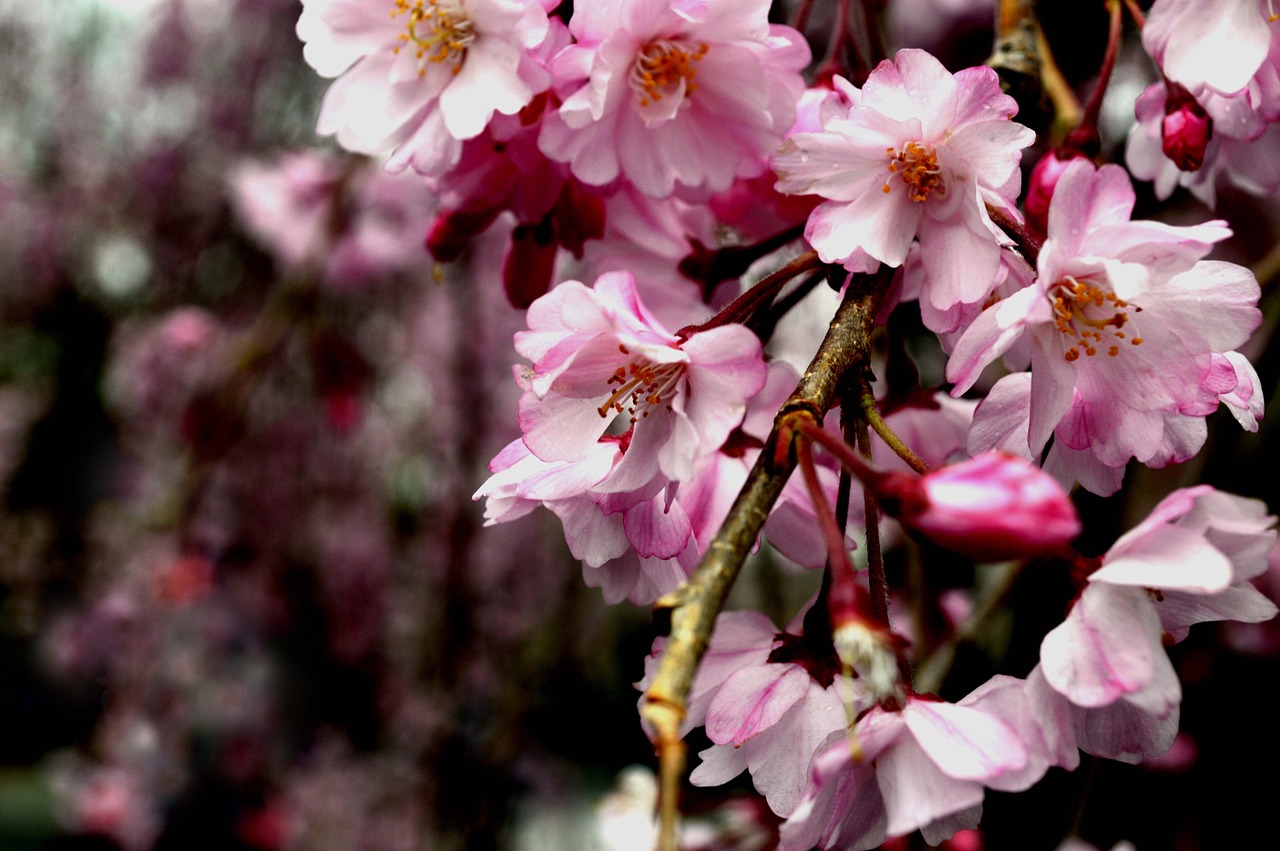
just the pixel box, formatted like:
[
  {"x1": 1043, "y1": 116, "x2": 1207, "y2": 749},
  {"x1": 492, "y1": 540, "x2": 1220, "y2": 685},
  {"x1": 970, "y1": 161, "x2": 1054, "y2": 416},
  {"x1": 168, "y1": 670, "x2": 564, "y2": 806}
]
[
  {"x1": 677, "y1": 250, "x2": 821, "y2": 339},
  {"x1": 796, "y1": 437, "x2": 867, "y2": 630},
  {"x1": 1064, "y1": 0, "x2": 1124, "y2": 154}
]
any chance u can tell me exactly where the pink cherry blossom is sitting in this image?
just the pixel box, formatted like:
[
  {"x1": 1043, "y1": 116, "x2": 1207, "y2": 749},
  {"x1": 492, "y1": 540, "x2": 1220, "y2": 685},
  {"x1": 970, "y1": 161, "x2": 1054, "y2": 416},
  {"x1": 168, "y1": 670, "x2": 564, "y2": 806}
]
[
  {"x1": 949, "y1": 160, "x2": 1263, "y2": 494},
  {"x1": 538, "y1": 0, "x2": 810, "y2": 198},
  {"x1": 473, "y1": 437, "x2": 696, "y2": 604},
  {"x1": 299, "y1": 0, "x2": 552, "y2": 174},
  {"x1": 684, "y1": 603, "x2": 853, "y2": 818},
  {"x1": 639, "y1": 605, "x2": 905, "y2": 822},
  {"x1": 779, "y1": 694, "x2": 1028, "y2": 851},
  {"x1": 1037, "y1": 487, "x2": 1277, "y2": 760},
  {"x1": 1143, "y1": 0, "x2": 1276, "y2": 96},
  {"x1": 772, "y1": 49, "x2": 1035, "y2": 320},
  {"x1": 515, "y1": 270, "x2": 767, "y2": 489}
]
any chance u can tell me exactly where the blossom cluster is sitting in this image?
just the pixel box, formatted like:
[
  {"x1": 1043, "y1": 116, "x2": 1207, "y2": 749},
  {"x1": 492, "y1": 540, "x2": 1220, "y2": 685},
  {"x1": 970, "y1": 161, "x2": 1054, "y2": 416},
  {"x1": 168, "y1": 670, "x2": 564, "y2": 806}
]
[{"x1": 281, "y1": 0, "x2": 1280, "y2": 847}]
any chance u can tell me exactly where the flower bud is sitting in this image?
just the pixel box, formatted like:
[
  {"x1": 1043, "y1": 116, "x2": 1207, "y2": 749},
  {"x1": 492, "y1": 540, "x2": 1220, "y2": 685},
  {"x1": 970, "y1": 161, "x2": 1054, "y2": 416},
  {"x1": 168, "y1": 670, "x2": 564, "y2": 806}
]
[
  {"x1": 877, "y1": 451, "x2": 1081, "y2": 561},
  {"x1": 425, "y1": 207, "x2": 500, "y2": 262},
  {"x1": 1025, "y1": 150, "x2": 1082, "y2": 240},
  {"x1": 1161, "y1": 85, "x2": 1212, "y2": 172}
]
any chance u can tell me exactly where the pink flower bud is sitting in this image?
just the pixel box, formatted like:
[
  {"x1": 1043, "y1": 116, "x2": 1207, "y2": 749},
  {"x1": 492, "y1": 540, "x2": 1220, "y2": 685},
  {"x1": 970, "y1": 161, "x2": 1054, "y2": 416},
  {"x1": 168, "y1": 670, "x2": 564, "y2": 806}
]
[
  {"x1": 1161, "y1": 86, "x2": 1212, "y2": 172},
  {"x1": 878, "y1": 451, "x2": 1081, "y2": 561},
  {"x1": 1024, "y1": 150, "x2": 1082, "y2": 240},
  {"x1": 425, "y1": 207, "x2": 500, "y2": 262}
]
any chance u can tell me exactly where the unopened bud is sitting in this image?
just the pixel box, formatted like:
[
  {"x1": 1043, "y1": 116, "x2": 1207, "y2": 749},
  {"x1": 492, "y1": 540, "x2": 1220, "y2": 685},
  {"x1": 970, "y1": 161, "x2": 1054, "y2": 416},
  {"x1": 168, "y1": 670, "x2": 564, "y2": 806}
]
[
  {"x1": 1161, "y1": 86, "x2": 1212, "y2": 172},
  {"x1": 1025, "y1": 151, "x2": 1082, "y2": 240},
  {"x1": 425, "y1": 207, "x2": 500, "y2": 262},
  {"x1": 878, "y1": 451, "x2": 1081, "y2": 561}
]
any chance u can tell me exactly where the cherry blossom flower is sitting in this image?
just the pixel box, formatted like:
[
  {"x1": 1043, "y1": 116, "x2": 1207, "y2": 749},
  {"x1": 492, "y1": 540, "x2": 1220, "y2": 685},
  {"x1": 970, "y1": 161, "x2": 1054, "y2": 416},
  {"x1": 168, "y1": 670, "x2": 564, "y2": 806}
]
[
  {"x1": 689, "y1": 624, "x2": 851, "y2": 816},
  {"x1": 1037, "y1": 487, "x2": 1278, "y2": 761},
  {"x1": 515, "y1": 270, "x2": 767, "y2": 489},
  {"x1": 538, "y1": 0, "x2": 810, "y2": 198},
  {"x1": 473, "y1": 437, "x2": 695, "y2": 604},
  {"x1": 779, "y1": 693, "x2": 1028, "y2": 851},
  {"x1": 1142, "y1": 0, "x2": 1277, "y2": 97},
  {"x1": 637, "y1": 604, "x2": 855, "y2": 818},
  {"x1": 298, "y1": 0, "x2": 552, "y2": 174},
  {"x1": 948, "y1": 160, "x2": 1263, "y2": 494},
  {"x1": 772, "y1": 49, "x2": 1035, "y2": 321}
]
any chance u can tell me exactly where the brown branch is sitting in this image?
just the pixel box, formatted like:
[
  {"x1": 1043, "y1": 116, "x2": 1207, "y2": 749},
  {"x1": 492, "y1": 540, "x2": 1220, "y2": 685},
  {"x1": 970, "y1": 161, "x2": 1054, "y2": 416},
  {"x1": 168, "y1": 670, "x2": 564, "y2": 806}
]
[
  {"x1": 641, "y1": 270, "x2": 884, "y2": 850},
  {"x1": 989, "y1": 0, "x2": 1051, "y2": 131}
]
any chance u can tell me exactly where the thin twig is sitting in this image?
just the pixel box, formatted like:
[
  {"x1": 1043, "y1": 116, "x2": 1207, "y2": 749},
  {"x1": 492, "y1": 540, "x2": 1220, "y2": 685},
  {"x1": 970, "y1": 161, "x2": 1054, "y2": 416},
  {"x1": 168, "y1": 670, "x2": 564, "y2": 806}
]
[
  {"x1": 676, "y1": 249, "x2": 820, "y2": 339},
  {"x1": 858, "y1": 380, "x2": 931, "y2": 474},
  {"x1": 854, "y1": 413, "x2": 890, "y2": 629}
]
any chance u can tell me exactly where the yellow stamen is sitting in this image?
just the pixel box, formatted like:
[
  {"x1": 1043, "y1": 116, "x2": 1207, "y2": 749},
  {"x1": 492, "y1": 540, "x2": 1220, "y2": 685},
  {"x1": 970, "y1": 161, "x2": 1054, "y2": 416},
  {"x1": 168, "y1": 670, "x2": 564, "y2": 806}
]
[
  {"x1": 884, "y1": 142, "x2": 945, "y2": 202},
  {"x1": 630, "y1": 40, "x2": 709, "y2": 107},
  {"x1": 392, "y1": 0, "x2": 474, "y2": 77},
  {"x1": 1050, "y1": 275, "x2": 1144, "y2": 362},
  {"x1": 598, "y1": 359, "x2": 685, "y2": 423}
]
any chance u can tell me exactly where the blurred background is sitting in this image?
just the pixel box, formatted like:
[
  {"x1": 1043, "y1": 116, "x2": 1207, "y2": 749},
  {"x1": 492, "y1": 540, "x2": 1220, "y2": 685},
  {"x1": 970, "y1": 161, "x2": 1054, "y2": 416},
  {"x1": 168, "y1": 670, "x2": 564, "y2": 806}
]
[
  {"x1": 2, "y1": 2, "x2": 1279, "y2": 850},
  {"x1": 0, "y1": 1, "x2": 671, "y2": 848}
]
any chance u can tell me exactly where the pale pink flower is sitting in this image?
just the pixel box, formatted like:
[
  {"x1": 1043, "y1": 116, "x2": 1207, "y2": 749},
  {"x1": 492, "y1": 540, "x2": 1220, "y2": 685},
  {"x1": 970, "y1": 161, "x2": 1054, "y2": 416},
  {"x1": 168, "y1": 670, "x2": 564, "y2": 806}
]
[
  {"x1": 772, "y1": 49, "x2": 1035, "y2": 319},
  {"x1": 538, "y1": 0, "x2": 810, "y2": 198},
  {"x1": 1143, "y1": 0, "x2": 1276, "y2": 96},
  {"x1": 473, "y1": 437, "x2": 695, "y2": 603},
  {"x1": 1026, "y1": 658, "x2": 1182, "y2": 766},
  {"x1": 779, "y1": 694, "x2": 1028, "y2": 851},
  {"x1": 948, "y1": 160, "x2": 1263, "y2": 494},
  {"x1": 299, "y1": 0, "x2": 552, "y2": 174},
  {"x1": 684, "y1": 604, "x2": 854, "y2": 817},
  {"x1": 585, "y1": 540, "x2": 698, "y2": 606},
  {"x1": 1037, "y1": 487, "x2": 1277, "y2": 761},
  {"x1": 638, "y1": 609, "x2": 780, "y2": 739},
  {"x1": 878, "y1": 451, "x2": 1081, "y2": 562},
  {"x1": 515, "y1": 270, "x2": 767, "y2": 489}
]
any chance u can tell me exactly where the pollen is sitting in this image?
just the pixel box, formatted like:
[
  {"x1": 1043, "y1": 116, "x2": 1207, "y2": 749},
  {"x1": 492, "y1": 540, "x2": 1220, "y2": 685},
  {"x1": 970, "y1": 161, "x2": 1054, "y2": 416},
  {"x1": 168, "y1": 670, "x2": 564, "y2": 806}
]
[
  {"x1": 884, "y1": 142, "x2": 945, "y2": 202},
  {"x1": 392, "y1": 0, "x2": 474, "y2": 77},
  {"x1": 630, "y1": 39, "x2": 709, "y2": 107},
  {"x1": 1050, "y1": 275, "x2": 1143, "y2": 362},
  {"x1": 597, "y1": 359, "x2": 685, "y2": 424}
]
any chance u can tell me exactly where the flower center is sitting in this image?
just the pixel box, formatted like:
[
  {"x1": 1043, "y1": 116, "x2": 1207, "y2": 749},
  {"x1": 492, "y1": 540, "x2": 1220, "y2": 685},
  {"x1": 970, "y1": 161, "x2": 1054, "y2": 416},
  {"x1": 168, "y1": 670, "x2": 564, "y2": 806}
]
[
  {"x1": 883, "y1": 142, "x2": 945, "y2": 202},
  {"x1": 597, "y1": 347, "x2": 686, "y2": 423},
  {"x1": 392, "y1": 0, "x2": 474, "y2": 77},
  {"x1": 629, "y1": 40, "x2": 709, "y2": 108},
  {"x1": 1050, "y1": 276, "x2": 1144, "y2": 362}
]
